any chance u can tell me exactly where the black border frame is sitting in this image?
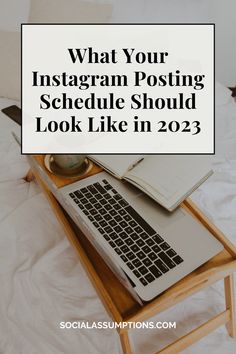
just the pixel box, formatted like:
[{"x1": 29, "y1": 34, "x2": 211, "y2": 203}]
[{"x1": 21, "y1": 23, "x2": 215, "y2": 155}]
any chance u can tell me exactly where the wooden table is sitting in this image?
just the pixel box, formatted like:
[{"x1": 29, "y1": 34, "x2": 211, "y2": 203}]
[{"x1": 27, "y1": 156, "x2": 236, "y2": 354}]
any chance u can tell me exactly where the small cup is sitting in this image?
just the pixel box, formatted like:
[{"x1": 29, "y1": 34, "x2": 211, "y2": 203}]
[{"x1": 52, "y1": 154, "x2": 86, "y2": 170}]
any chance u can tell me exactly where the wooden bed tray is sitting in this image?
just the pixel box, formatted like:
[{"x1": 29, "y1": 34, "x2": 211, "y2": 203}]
[{"x1": 28, "y1": 156, "x2": 236, "y2": 353}]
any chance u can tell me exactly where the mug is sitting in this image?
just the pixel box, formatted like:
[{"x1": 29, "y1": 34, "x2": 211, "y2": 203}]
[{"x1": 52, "y1": 154, "x2": 86, "y2": 170}]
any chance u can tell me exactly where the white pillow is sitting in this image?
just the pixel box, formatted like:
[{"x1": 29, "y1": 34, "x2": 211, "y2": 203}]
[
  {"x1": 29, "y1": 0, "x2": 112, "y2": 23},
  {"x1": 0, "y1": 31, "x2": 20, "y2": 100},
  {"x1": 215, "y1": 81, "x2": 233, "y2": 106},
  {"x1": 111, "y1": 0, "x2": 210, "y2": 23},
  {"x1": 0, "y1": 0, "x2": 30, "y2": 32}
]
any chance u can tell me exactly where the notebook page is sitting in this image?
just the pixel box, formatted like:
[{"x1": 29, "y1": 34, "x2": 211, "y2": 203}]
[
  {"x1": 89, "y1": 155, "x2": 143, "y2": 178},
  {"x1": 125, "y1": 155, "x2": 212, "y2": 208}
]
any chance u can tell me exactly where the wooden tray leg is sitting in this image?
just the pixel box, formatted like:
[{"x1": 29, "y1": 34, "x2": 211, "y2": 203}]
[
  {"x1": 24, "y1": 168, "x2": 35, "y2": 182},
  {"x1": 224, "y1": 274, "x2": 236, "y2": 337},
  {"x1": 120, "y1": 330, "x2": 132, "y2": 354}
]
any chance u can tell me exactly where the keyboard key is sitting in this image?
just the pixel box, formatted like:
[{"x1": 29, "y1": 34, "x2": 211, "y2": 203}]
[
  {"x1": 115, "y1": 248, "x2": 122, "y2": 255},
  {"x1": 96, "y1": 194, "x2": 103, "y2": 200},
  {"x1": 109, "y1": 199, "x2": 116, "y2": 205},
  {"x1": 103, "y1": 234, "x2": 110, "y2": 241},
  {"x1": 104, "y1": 204, "x2": 112, "y2": 211},
  {"x1": 114, "y1": 215, "x2": 122, "y2": 222},
  {"x1": 121, "y1": 255, "x2": 128, "y2": 262},
  {"x1": 94, "y1": 202, "x2": 102, "y2": 209},
  {"x1": 81, "y1": 187, "x2": 88, "y2": 193},
  {"x1": 126, "y1": 238, "x2": 134, "y2": 246},
  {"x1": 100, "y1": 208, "x2": 107, "y2": 215},
  {"x1": 114, "y1": 194, "x2": 122, "y2": 200},
  {"x1": 120, "y1": 221, "x2": 128, "y2": 228},
  {"x1": 104, "y1": 214, "x2": 112, "y2": 221},
  {"x1": 112, "y1": 188, "x2": 118, "y2": 194},
  {"x1": 69, "y1": 192, "x2": 75, "y2": 198},
  {"x1": 146, "y1": 239, "x2": 155, "y2": 247},
  {"x1": 153, "y1": 234, "x2": 164, "y2": 244},
  {"x1": 109, "y1": 241, "x2": 116, "y2": 248},
  {"x1": 124, "y1": 227, "x2": 133, "y2": 234},
  {"x1": 81, "y1": 198, "x2": 88, "y2": 204},
  {"x1": 127, "y1": 262, "x2": 134, "y2": 270},
  {"x1": 130, "y1": 244, "x2": 139, "y2": 253},
  {"x1": 138, "y1": 266, "x2": 148, "y2": 275},
  {"x1": 110, "y1": 210, "x2": 117, "y2": 217},
  {"x1": 99, "y1": 220, "x2": 108, "y2": 228},
  {"x1": 118, "y1": 199, "x2": 129, "y2": 207},
  {"x1": 94, "y1": 182, "x2": 106, "y2": 194},
  {"x1": 100, "y1": 199, "x2": 107, "y2": 205},
  {"x1": 143, "y1": 258, "x2": 152, "y2": 267},
  {"x1": 115, "y1": 239, "x2": 124, "y2": 247},
  {"x1": 104, "y1": 185, "x2": 112, "y2": 191},
  {"x1": 104, "y1": 193, "x2": 112, "y2": 199},
  {"x1": 149, "y1": 265, "x2": 162, "y2": 278},
  {"x1": 133, "y1": 259, "x2": 142, "y2": 267},
  {"x1": 114, "y1": 203, "x2": 122, "y2": 210},
  {"x1": 104, "y1": 226, "x2": 113, "y2": 234},
  {"x1": 87, "y1": 185, "x2": 97, "y2": 194},
  {"x1": 93, "y1": 221, "x2": 99, "y2": 228},
  {"x1": 102, "y1": 179, "x2": 108, "y2": 184},
  {"x1": 129, "y1": 220, "x2": 137, "y2": 228},
  {"x1": 125, "y1": 206, "x2": 156, "y2": 236},
  {"x1": 109, "y1": 219, "x2": 117, "y2": 227},
  {"x1": 84, "y1": 192, "x2": 93, "y2": 199},
  {"x1": 78, "y1": 204, "x2": 84, "y2": 210},
  {"x1": 167, "y1": 249, "x2": 177, "y2": 258},
  {"x1": 160, "y1": 242, "x2": 170, "y2": 251},
  {"x1": 136, "y1": 251, "x2": 145, "y2": 260},
  {"x1": 84, "y1": 203, "x2": 93, "y2": 210},
  {"x1": 154, "y1": 259, "x2": 169, "y2": 273},
  {"x1": 118, "y1": 209, "x2": 126, "y2": 216},
  {"x1": 109, "y1": 232, "x2": 118, "y2": 240},
  {"x1": 140, "y1": 232, "x2": 149, "y2": 240},
  {"x1": 119, "y1": 232, "x2": 129, "y2": 240},
  {"x1": 83, "y1": 209, "x2": 89, "y2": 216},
  {"x1": 145, "y1": 273, "x2": 155, "y2": 283},
  {"x1": 133, "y1": 270, "x2": 141, "y2": 278},
  {"x1": 130, "y1": 233, "x2": 139, "y2": 241},
  {"x1": 159, "y1": 252, "x2": 176, "y2": 269},
  {"x1": 152, "y1": 245, "x2": 161, "y2": 253},
  {"x1": 140, "y1": 278, "x2": 148, "y2": 286},
  {"x1": 94, "y1": 214, "x2": 102, "y2": 221},
  {"x1": 121, "y1": 245, "x2": 129, "y2": 253},
  {"x1": 127, "y1": 252, "x2": 136, "y2": 260},
  {"x1": 134, "y1": 226, "x2": 143, "y2": 234},
  {"x1": 90, "y1": 209, "x2": 98, "y2": 216},
  {"x1": 88, "y1": 215, "x2": 94, "y2": 221},
  {"x1": 90, "y1": 197, "x2": 97, "y2": 204},
  {"x1": 142, "y1": 245, "x2": 152, "y2": 254},
  {"x1": 98, "y1": 228, "x2": 105, "y2": 235},
  {"x1": 74, "y1": 191, "x2": 83, "y2": 199},
  {"x1": 124, "y1": 214, "x2": 132, "y2": 222},
  {"x1": 114, "y1": 225, "x2": 122, "y2": 233},
  {"x1": 173, "y1": 255, "x2": 184, "y2": 265},
  {"x1": 149, "y1": 252, "x2": 158, "y2": 261},
  {"x1": 137, "y1": 239, "x2": 145, "y2": 247}
]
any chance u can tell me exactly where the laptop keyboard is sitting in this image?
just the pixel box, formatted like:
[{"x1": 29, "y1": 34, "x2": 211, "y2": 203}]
[{"x1": 69, "y1": 179, "x2": 183, "y2": 287}]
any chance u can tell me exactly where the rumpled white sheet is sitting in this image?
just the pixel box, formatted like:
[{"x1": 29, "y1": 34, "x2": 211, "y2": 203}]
[{"x1": 0, "y1": 84, "x2": 236, "y2": 353}]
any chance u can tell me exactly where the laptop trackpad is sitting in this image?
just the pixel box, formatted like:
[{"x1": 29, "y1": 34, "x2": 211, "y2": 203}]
[{"x1": 134, "y1": 194, "x2": 185, "y2": 229}]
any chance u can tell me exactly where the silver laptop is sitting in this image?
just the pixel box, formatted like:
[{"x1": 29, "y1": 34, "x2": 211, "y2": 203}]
[{"x1": 59, "y1": 171, "x2": 223, "y2": 302}]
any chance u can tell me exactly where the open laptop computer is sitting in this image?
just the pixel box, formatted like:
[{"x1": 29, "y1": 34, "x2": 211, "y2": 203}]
[{"x1": 58, "y1": 171, "x2": 223, "y2": 302}]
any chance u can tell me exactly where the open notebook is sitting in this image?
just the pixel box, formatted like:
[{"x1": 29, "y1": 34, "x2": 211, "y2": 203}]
[{"x1": 89, "y1": 155, "x2": 213, "y2": 212}]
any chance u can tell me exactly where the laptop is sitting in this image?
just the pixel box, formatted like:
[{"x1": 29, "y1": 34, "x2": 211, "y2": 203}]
[{"x1": 59, "y1": 171, "x2": 223, "y2": 302}]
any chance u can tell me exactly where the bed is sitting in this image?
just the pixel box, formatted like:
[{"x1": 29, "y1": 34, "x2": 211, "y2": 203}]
[{"x1": 0, "y1": 82, "x2": 236, "y2": 354}]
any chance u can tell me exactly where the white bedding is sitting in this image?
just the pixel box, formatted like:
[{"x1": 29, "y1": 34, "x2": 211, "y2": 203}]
[{"x1": 0, "y1": 84, "x2": 236, "y2": 354}]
